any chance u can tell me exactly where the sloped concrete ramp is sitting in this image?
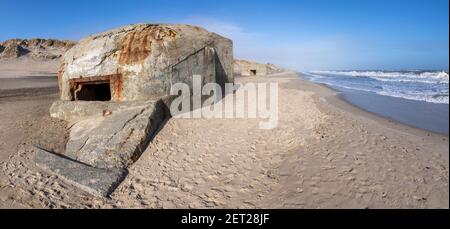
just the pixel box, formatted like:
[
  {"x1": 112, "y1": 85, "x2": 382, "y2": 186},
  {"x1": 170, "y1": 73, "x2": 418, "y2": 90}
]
[
  {"x1": 65, "y1": 101, "x2": 167, "y2": 169},
  {"x1": 32, "y1": 100, "x2": 169, "y2": 196}
]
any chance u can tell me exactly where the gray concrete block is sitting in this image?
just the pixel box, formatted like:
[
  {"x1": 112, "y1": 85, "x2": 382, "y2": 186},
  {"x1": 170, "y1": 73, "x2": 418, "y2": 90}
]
[{"x1": 34, "y1": 146, "x2": 127, "y2": 197}]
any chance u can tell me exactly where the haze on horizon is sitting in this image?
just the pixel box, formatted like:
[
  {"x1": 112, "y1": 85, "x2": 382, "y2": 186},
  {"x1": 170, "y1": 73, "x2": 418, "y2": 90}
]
[{"x1": 1, "y1": 0, "x2": 448, "y2": 71}]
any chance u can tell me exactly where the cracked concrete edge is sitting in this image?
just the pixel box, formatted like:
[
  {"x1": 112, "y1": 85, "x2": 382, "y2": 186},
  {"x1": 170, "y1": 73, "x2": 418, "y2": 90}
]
[{"x1": 49, "y1": 100, "x2": 158, "y2": 123}]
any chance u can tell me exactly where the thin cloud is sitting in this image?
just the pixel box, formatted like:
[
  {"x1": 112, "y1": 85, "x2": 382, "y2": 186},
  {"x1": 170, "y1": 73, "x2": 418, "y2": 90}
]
[{"x1": 178, "y1": 17, "x2": 356, "y2": 71}]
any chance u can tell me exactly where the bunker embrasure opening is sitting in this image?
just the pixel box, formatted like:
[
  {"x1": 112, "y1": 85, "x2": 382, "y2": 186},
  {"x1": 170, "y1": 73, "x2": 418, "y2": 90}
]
[
  {"x1": 76, "y1": 82, "x2": 111, "y2": 101},
  {"x1": 70, "y1": 76, "x2": 112, "y2": 101}
]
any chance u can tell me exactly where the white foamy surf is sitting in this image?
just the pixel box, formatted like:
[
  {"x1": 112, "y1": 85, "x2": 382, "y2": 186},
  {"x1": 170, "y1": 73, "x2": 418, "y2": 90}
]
[{"x1": 302, "y1": 70, "x2": 449, "y2": 104}]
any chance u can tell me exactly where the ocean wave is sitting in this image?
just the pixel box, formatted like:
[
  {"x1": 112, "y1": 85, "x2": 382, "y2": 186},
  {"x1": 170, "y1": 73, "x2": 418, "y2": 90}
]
[
  {"x1": 302, "y1": 71, "x2": 449, "y2": 104},
  {"x1": 310, "y1": 70, "x2": 449, "y2": 84},
  {"x1": 377, "y1": 91, "x2": 449, "y2": 104}
]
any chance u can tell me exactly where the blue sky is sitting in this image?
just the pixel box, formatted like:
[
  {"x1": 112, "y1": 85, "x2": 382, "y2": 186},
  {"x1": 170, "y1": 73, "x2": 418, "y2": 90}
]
[{"x1": 1, "y1": 0, "x2": 448, "y2": 70}]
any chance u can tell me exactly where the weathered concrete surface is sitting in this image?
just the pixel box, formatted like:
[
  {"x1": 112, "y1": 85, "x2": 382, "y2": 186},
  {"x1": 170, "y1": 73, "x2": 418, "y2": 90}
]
[
  {"x1": 34, "y1": 147, "x2": 127, "y2": 197},
  {"x1": 58, "y1": 24, "x2": 233, "y2": 102},
  {"x1": 54, "y1": 100, "x2": 168, "y2": 169},
  {"x1": 50, "y1": 100, "x2": 159, "y2": 123}
]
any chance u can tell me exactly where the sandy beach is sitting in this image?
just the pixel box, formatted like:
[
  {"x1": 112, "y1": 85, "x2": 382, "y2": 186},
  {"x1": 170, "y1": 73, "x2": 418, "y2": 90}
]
[
  {"x1": 0, "y1": 60, "x2": 60, "y2": 78},
  {"x1": 0, "y1": 71, "x2": 448, "y2": 209}
]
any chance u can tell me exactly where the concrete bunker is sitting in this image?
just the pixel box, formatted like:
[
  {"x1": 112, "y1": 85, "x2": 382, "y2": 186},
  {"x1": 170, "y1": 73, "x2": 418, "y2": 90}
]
[
  {"x1": 233, "y1": 59, "x2": 282, "y2": 77},
  {"x1": 57, "y1": 24, "x2": 233, "y2": 102},
  {"x1": 233, "y1": 59, "x2": 268, "y2": 77},
  {"x1": 34, "y1": 24, "x2": 234, "y2": 196}
]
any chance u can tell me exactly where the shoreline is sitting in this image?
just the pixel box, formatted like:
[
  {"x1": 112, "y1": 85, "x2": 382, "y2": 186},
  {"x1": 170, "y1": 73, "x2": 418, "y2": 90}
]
[
  {"x1": 297, "y1": 72, "x2": 449, "y2": 137},
  {"x1": 1, "y1": 71, "x2": 448, "y2": 208}
]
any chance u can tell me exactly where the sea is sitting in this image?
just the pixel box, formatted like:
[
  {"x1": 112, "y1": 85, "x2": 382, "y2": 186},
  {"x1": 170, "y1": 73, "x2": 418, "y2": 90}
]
[{"x1": 301, "y1": 70, "x2": 449, "y2": 135}]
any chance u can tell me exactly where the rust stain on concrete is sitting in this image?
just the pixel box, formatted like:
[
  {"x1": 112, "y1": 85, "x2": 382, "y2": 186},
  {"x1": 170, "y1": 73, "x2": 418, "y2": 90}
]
[
  {"x1": 110, "y1": 74, "x2": 123, "y2": 101},
  {"x1": 119, "y1": 25, "x2": 177, "y2": 65}
]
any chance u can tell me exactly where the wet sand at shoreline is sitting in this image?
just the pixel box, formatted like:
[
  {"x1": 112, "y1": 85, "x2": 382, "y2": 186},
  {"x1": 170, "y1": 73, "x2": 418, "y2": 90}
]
[
  {"x1": 0, "y1": 72, "x2": 448, "y2": 208},
  {"x1": 334, "y1": 86, "x2": 448, "y2": 135}
]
